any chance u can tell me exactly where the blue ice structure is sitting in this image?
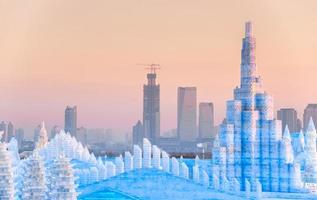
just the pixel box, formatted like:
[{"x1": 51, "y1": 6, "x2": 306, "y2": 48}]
[{"x1": 211, "y1": 21, "x2": 317, "y2": 196}]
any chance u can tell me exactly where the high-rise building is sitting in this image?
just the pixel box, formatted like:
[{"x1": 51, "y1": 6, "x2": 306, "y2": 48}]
[
  {"x1": 33, "y1": 124, "x2": 41, "y2": 143},
  {"x1": 132, "y1": 120, "x2": 143, "y2": 146},
  {"x1": 198, "y1": 102, "x2": 214, "y2": 139},
  {"x1": 143, "y1": 69, "x2": 160, "y2": 144},
  {"x1": 76, "y1": 126, "x2": 87, "y2": 145},
  {"x1": 7, "y1": 122, "x2": 14, "y2": 142},
  {"x1": 277, "y1": 108, "x2": 301, "y2": 133},
  {"x1": 177, "y1": 87, "x2": 197, "y2": 142},
  {"x1": 15, "y1": 128, "x2": 24, "y2": 149},
  {"x1": 303, "y1": 104, "x2": 317, "y2": 131},
  {"x1": 0, "y1": 121, "x2": 7, "y2": 143},
  {"x1": 64, "y1": 106, "x2": 77, "y2": 137},
  {"x1": 50, "y1": 125, "x2": 61, "y2": 139}
]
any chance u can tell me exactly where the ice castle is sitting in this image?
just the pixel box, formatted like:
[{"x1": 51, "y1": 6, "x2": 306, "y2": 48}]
[{"x1": 211, "y1": 21, "x2": 313, "y2": 193}]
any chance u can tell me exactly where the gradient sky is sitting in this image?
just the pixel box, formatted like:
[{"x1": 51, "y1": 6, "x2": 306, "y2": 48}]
[{"x1": 1, "y1": 0, "x2": 317, "y2": 136}]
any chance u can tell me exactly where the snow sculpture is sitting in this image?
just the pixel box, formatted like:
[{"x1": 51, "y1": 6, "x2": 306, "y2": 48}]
[
  {"x1": 171, "y1": 157, "x2": 179, "y2": 176},
  {"x1": 202, "y1": 170, "x2": 209, "y2": 187},
  {"x1": 162, "y1": 150, "x2": 170, "y2": 173},
  {"x1": 21, "y1": 151, "x2": 46, "y2": 200},
  {"x1": 152, "y1": 145, "x2": 161, "y2": 169},
  {"x1": 0, "y1": 141, "x2": 15, "y2": 200},
  {"x1": 115, "y1": 155, "x2": 124, "y2": 175},
  {"x1": 49, "y1": 155, "x2": 77, "y2": 200},
  {"x1": 124, "y1": 151, "x2": 133, "y2": 172},
  {"x1": 106, "y1": 162, "x2": 116, "y2": 178},
  {"x1": 133, "y1": 145, "x2": 142, "y2": 169},
  {"x1": 143, "y1": 138, "x2": 151, "y2": 168},
  {"x1": 36, "y1": 121, "x2": 48, "y2": 149},
  {"x1": 193, "y1": 165, "x2": 200, "y2": 183},
  {"x1": 181, "y1": 162, "x2": 189, "y2": 179}
]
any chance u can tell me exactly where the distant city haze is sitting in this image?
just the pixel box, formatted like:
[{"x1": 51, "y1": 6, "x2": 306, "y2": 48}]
[{"x1": 1, "y1": 0, "x2": 317, "y2": 137}]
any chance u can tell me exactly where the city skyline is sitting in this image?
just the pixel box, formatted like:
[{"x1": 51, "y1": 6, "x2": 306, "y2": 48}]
[{"x1": 1, "y1": 1, "x2": 317, "y2": 133}]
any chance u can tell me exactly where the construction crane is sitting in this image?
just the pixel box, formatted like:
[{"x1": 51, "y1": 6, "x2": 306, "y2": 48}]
[{"x1": 137, "y1": 63, "x2": 161, "y2": 74}]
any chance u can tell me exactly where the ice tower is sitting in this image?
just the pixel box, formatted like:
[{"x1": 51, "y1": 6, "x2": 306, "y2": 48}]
[
  {"x1": 212, "y1": 21, "x2": 303, "y2": 192},
  {"x1": 0, "y1": 139, "x2": 15, "y2": 200}
]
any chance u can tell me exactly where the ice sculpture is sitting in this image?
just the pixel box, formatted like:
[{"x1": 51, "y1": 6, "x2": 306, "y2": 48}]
[
  {"x1": 213, "y1": 174, "x2": 219, "y2": 190},
  {"x1": 106, "y1": 161, "x2": 116, "y2": 178},
  {"x1": 181, "y1": 162, "x2": 189, "y2": 179},
  {"x1": 304, "y1": 118, "x2": 317, "y2": 183},
  {"x1": 89, "y1": 167, "x2": 99, "y2": 183},
  {"x1": 171, "y1": 157, "x2": 179, "y2": 176},
  {"x1": 245, "y1": 179, "x2": 251, "y2": 199},
  {"x1": 256, "y1": 179, "x2": 262, "y2": 199},
  {"x1": 152, "y1": 145, "x2": 161, "y2": 169},
  {"x1": 49, "y1": 155, "x2": 77, "y2": 200},
  {"x1": 0, "y1": 141, "x2": 15, "y2": 200},
  {"x1": 97, "y1": 163, "x2": 107, "y2": 181},
  {"x1": 124, "y1": 151, "x2": 133, "y2": 172},
  {"x1": 115, "y1": 155, "x2": 124, "y2": 175},
  {"x1": 36, "y1": 121, "x2": 48, "y2": 149},
  {"x1": 202, "y1": 170, "x2": 209, "y2": 187},
  {"x1": 21, "y1": 151, "x2": 46, "y2": 200},
  {"x1": 162, "y1": 150, "x2": 170, "y2": 173},
  {"x1": 7, "y1": 137, "x2": 20, "y2": 167},
  {"x1": 193, "y1": 164, "x2": 199, "y2": 183},
  {"x1": 143, "y1": 138, "x2": 151, "y2": 168},
  {"x1": 133, "y1": 145, "x2": 142, "y2": 169},
  {"x1": 195, "y1": 155, "x2": 200, "y2": 166},
  {"x1": 211, "y1": 22, "x2": 304, "y2": 193}
]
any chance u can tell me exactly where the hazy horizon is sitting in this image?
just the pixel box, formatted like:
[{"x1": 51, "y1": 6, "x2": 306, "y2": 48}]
[{"x1": 1, "y1": 0, "x2": 317, "y2": 135}]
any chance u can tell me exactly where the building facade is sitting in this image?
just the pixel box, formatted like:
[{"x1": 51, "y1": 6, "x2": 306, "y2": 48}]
[
  {"x1": 0, "y1": 121, "x2": 7, "y2": 143},
  {"x1": 198, "y1": 102, "x2": 215, "y2": 139},
  {"x1": 132, "y1": 120, "x2": 143, "y2": 147},
  {"x1": 65, "y1": 106, "x2": 77, "y2": 137},
  {"x1": 277, "y1": 108, "x2": 301, "y2": 133},
  {"x1": 303, "y1": 104, "x2": 317, "y2": 131},
  {"x1": 143, "y1": 71, "x2": 160, "y2": 144},
  {"x1": 177, "y1": 87, "x2": 197, "y2": 142}
]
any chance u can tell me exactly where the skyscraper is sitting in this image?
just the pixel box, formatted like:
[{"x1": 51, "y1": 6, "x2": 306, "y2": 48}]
[
  {"x1": 15, "y1": 128, "x2": 24, "y2": 149},
  {"x1": 277, "y1": 108, "x2": 301, "y2": 133},
  {"x1": 0, "y1": 121, "x2": 6, "y2": 143},
  {"x1": 7, "y1": 122, "x2": 14, "y2": 142},
  {"x1": 132, "y1": 120, "x2": 143, "y2": 146},
  {"x1": 303, "y1": 104, "x2": 317, "y2": 131},
  {"x1": 177, "y1": 87, "x2": 197, "y2": 142},
  {"x1": 143, "y1": 69, "x2": 160, "y2": 144},
  {"x1": 198, "y1": 102, "x2": 214, "y2": 139},
  {"x1": 65, "y1": 106, "x2": 77, "y2": 137}
]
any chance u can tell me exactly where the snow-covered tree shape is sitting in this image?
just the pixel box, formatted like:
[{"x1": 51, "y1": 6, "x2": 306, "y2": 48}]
[
  {"x1": 48, "y1": 155, "x2": 77, "y2": 200},
  {"x1": 21, "y1": 150, "x2": 46, "y2": 200},
  {"x1": 0, "y1": 138, "x2": 15, "y2": 200}
]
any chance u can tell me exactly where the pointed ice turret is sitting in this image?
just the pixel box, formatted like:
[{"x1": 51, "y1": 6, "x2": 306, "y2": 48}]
[
  {"x1": 0, "y1": 142, "x2": 15, "y2": 200},
  {"x1": 307, "y1": 117, "x2": 316, "y2": 132},
  {"x1": 282, "y1": 125, "x2": 294, "y2": 164},
  {"x1": 304, "y1": 117, "x2": 317, "y2": 183},
  {"x1": 36, "y1": 121, "x2": 48, "y2": 149},
  {"x1": 21, "y1": 151, "x2": 46, "y2": 200},
  {"x1": 298, "y1": 130, "x2": 305, "y2": 152},
  {"x1": 305, "y1": 117, "x2": 317, "y2": 153}
]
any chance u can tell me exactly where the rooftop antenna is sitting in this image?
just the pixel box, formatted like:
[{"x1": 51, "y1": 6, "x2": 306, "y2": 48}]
[{"x1": 137, "y1": 63, "x2": 161, "y2": 74}]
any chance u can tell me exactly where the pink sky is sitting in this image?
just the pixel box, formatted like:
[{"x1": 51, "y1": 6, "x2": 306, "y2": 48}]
[{"x1": 0, "y1": 0, "x2": 317, "y2": 135}]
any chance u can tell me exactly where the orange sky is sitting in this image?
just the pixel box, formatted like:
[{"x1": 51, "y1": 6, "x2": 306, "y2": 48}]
[{"x1": 0, "y1": 0, "x2": 317, "y2": 135}]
